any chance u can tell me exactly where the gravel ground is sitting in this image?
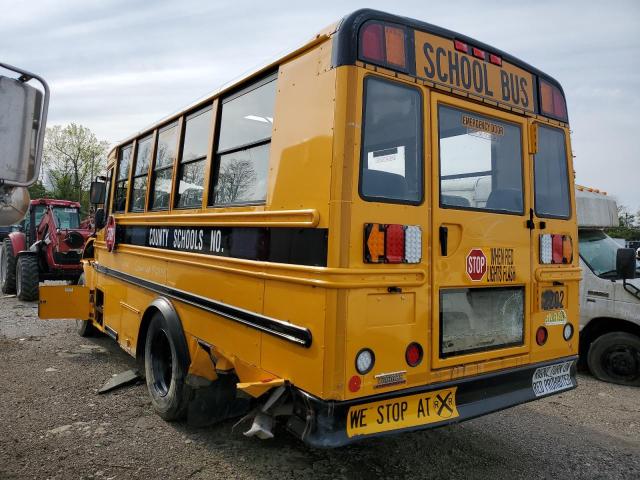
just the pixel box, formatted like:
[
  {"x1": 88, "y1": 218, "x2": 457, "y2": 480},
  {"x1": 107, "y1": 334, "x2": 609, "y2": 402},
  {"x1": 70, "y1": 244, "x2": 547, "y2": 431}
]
[{"x1": 0, "y1": 293, "x2": 638, "y2": 480}]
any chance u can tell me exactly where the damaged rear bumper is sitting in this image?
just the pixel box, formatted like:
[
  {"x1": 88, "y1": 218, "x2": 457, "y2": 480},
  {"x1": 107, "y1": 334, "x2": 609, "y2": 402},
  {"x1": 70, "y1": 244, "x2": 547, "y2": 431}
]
[{"x1": 286, "y1": 356, "x2": 578, "y2": 448}]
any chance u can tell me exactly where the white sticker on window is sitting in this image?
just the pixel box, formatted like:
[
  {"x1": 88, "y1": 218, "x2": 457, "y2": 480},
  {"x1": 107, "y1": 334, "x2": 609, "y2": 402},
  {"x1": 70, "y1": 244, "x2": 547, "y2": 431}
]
[{"x1": 367, "y1": 146, "x2": 405, "y2": 177}]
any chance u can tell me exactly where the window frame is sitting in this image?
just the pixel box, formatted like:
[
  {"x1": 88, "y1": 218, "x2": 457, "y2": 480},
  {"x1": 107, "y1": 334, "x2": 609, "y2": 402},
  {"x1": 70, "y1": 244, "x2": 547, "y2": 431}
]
[
  {"x1": 149, "y1": 121, "x2": 180, "y2": 211},
  {"x1": 437, "y1": 102, "x2": 526, "y2": 217},
  {"x1": 104, "y1": 167, "x2": 114, "y2": 214},
  {"x1": 533, "y1": 124, "x2": 572, "y2": 220},
  {"x1": 209, "y1": 72, "x2": 277, "y2": 207},
  {"x1": 174, "y1": 104, "x2": 213, "y2": 210},
  {"x1": 128, "y1": 134, "x2": 154, "y2": 212},
  {"x1": 358, "y1": 75, "x2": 425, "y2": 206},
  {"x1": 113, "y1": 143, "x2": 133, "y2": 213}
]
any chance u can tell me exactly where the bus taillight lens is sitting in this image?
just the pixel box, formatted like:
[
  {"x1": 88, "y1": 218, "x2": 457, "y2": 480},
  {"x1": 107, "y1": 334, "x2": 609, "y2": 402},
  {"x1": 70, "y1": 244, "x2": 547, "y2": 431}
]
[
  {"x1": 540, "y1": 234, "x2": 572, "y2": 264},
  {"x1": 405, "y1": 342, "x2": 423, "y2": 367},
  {"x1": 364, "y1": 224, "x2": 422, "y2": 264},
  {"x1": 539, "y1": 79, "x2": 568, "y2": 121},
  {"x1": 536, "y1": 326, "x2": 548, "y2": 346},
  {"x1": 385, "y1": 26, "x2": 406, "y2": 68},
  {"x1": 355, "y1": 348, "x2": 375, "y2": 374},
  {"x1": 361, "y1": 23, "x2": 384, "y2": 62},
  {"x1": 359, "y1": 21, "x2": 408, "y2": 70},
  {"x1": 385, "y1": 224, "x2": 404, "y2": 263},
  {"x1": 563, "y1": 323, "x2": 574, "y2": 341}
]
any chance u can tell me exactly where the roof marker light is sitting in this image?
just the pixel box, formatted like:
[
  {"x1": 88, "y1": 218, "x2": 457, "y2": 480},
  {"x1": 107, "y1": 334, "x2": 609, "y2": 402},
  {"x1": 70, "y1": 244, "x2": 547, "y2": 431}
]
[
  {"x1": 454, "y1": 40, "x2": 469, "y2": 53},
  {"x1": 489, "y1": 54, "x2": 502, "y2": 66},
  {"x1": 472, "y1": 47, "x2": 486, "y2": 60}
]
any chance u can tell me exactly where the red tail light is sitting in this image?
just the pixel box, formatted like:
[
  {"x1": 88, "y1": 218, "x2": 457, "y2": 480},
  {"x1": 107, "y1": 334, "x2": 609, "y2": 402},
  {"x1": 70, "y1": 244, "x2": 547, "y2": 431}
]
[
  {"x1": 539, "y1": 80, "x2": 568, "y2": 121},
  {"x1": 405, "y1": 342, "x2": 423, "y2": 367},
  {"x1": 359, "y1": 22, "x2": 408, "y2": 70},
  {"x1": 361, "y1": 23, "x2": 384, "y2": 62},
  {"x1": 552, "y1": 234, "x2": 563, "y2": 264},
  {"x1": 385, "y1": 224, "x2": 405, "y2": 263},
  {"x1": 536, "y1": 327, "x2": 548, "y2": 346}
]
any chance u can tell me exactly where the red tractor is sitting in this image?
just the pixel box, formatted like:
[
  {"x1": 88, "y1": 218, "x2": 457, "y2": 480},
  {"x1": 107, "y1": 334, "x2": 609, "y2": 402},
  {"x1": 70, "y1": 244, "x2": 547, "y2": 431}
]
[{"x1": 0, "y1": 199, "x2": 92, "y2": 301}]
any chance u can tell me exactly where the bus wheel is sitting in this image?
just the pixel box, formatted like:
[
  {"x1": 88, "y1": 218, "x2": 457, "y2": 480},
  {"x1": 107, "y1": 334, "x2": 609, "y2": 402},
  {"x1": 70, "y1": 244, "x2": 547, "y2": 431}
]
[
  {"x1": 1, "y1": 238, "x2": 17, "y2": 294},
  {"x1": 16, "y1": 255, "x2": 39, "y2": 301},
  {"x1": 75, "y1": 274, "x2": 94, "y2": 337},
  {"x1": 587, "y1": 332, "x2": 640, "y2": 387},
  {"x1": 144, "y1": 312, "x2": 192, "y2": 421}
]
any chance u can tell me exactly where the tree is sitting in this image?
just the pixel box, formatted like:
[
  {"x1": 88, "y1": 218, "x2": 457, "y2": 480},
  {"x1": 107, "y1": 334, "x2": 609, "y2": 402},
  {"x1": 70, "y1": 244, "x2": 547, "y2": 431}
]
[
  {"x1": 43, "y1": 124, "x2": 109, "y2": 212},
  {"x1": 617, "y1": 204, "x2": 635, "y2": 228},
  {"x1": 214, "y1": 159, "x2": 256, "y2": 204}
]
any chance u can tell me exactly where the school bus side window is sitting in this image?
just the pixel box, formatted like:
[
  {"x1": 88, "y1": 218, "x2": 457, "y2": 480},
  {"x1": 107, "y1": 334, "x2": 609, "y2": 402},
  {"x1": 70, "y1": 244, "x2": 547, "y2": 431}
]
[
  {"x1": 150, "y1": 123, "x2": 179, "y2": 210},
  {"x1": 211, "y1": 75, "x2": 276, "y2": 205},
  {"x1": 360, "y1": 77, "x2": 423, "y2": 204},
  {"x1": 114, "y1": 144, "x2": 132, "y2": 213},
  {"x1": 176, "y1": 106, "x2": 212, "y2": 208},
  {"x1": 130, "y1": 135, "x2": 153, "y2": 212}
]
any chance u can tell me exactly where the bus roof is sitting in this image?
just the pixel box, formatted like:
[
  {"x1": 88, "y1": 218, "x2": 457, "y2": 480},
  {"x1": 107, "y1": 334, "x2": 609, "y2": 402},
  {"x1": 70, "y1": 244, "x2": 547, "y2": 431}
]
[{"x1": 110, "y1": 8, "x2": 567, "y2": 156}]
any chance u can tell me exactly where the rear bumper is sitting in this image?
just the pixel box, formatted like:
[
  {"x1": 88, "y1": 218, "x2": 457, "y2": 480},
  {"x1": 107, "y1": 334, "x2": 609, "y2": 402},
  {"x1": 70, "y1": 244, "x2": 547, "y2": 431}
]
[{"x1": 287, "y1": 356, "x2": 578, "y2": 448}]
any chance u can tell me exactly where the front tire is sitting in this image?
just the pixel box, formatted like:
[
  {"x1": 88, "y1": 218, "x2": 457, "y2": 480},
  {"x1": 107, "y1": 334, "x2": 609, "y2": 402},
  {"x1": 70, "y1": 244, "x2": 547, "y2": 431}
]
[
  {"x1": 16, "y1": 255, "x2": 39, "y2": 301},
  {"x1": 587, "y1": 332, "x2": 640, "y2": 386},
  {"x1": 144, "y1": 312, "x2": 192, "y2": 421},
  {"x1": 1, "y1": 238, "x2": 17, "y2": 294}
]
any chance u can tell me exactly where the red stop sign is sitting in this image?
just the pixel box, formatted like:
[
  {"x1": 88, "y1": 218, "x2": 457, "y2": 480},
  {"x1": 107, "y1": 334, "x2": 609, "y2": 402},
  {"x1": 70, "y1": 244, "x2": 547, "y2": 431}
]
[{"x1": 466, "y1": 249, "x2": 487, "y2": 281}]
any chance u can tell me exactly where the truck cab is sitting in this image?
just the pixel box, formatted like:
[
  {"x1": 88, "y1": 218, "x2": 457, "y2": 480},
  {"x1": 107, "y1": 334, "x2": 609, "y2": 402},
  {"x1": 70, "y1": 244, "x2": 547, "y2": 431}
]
[{"x1": 576, "y1": 186, "x2": 640, "y2": 386}]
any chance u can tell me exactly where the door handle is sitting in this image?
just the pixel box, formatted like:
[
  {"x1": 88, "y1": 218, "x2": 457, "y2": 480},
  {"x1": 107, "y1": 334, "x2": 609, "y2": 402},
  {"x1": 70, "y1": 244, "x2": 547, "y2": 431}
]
[{"x1": 439, "y1": 226, "x2": 448, "y2": 256}]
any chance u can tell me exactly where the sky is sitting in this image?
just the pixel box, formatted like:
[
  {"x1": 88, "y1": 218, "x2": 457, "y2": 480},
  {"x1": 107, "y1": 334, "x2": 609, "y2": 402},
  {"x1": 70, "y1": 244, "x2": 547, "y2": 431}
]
[{"x1": 2, "y1": 0, "x2": 639, "y2": 212}]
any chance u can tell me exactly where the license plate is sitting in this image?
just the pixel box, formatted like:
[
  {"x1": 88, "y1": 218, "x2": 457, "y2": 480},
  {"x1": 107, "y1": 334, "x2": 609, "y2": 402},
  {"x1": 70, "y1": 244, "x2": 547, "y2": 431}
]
[
  {"x1": 532, "y1": 361, "x2": 574, "y2": 397},
  {"x1": 346, "y1": 387, "x2": 458, "y2": 438},
  {"x1": 540, "y1": 286, "x2": 566, "y2": 311}
]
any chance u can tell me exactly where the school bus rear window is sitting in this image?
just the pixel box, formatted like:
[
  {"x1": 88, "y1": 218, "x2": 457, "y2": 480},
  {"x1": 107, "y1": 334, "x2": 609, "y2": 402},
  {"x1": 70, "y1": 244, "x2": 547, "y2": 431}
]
[{"x1": 360, "y1": 77, "x2": 423, "y2": 204}]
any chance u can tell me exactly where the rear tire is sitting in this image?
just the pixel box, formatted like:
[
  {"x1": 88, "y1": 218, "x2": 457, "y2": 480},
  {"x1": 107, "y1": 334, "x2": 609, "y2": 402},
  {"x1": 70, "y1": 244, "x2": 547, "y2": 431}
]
[
  {"x1": 75, "y1": 273, "x2": 94, "y2": 337},
  {"x1": 16, "y1": 255, "x2": 39, "y2": 301},
  {"x1": 144, "y1": 312, "x2": 192, "y2": 421},
  {"x1": 1, "y1": 238, "x2": 17, "y2": 294},
  {"x1": 587, "y1": 332, "x2": 640, "y2": 387}
]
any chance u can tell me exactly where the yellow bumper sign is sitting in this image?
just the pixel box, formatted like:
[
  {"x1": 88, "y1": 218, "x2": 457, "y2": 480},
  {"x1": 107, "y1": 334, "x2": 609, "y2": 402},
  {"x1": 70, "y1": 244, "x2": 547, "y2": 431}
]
[{"x1": 346, "y1": 387, "x2": 458, "y2": 437}]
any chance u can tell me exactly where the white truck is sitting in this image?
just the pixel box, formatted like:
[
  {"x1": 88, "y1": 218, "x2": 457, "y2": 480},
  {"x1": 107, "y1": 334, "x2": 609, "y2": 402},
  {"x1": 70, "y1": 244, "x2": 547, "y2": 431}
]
[{"x1": 576, "y1": 186, "x2": 640, "y2": 386}]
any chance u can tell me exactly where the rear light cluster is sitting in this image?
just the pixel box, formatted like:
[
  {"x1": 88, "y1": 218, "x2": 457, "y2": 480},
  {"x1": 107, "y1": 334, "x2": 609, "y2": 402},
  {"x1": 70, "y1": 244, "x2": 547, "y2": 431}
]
[
  {"x1": 454, "y1": 39, "x2": 502, "y2": 66},
  {"x1": 536, "y1": 326, "x2": 548, "y2": 346},
  {"x1": 349, "y1": 342, "x2": 424, "y2": 392},
  {"x1": 539, "y1": 234, "x2": 573, "y2": 264},
  {"x1": 359, "y1": 21, "x2": 409, "y2": 70},
  {"x1": 364, "y1": 223, "x2": 422, "y2": 264},
  {"x1": 539, "y1": 79, "x2": 568, "y2": 122}
]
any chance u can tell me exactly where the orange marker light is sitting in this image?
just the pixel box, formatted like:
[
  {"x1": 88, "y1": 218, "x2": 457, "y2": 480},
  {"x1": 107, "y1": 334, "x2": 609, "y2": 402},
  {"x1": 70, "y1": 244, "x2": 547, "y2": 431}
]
[
  {"x1": 384, "y1": 26, "x2": 406, "y2": 68},
  {"x1": 562, "y1": 235, "x2": 573, "y2": 264},
  {"x1": 365, "y1": 224, "x2": 385, "y2": 263}
]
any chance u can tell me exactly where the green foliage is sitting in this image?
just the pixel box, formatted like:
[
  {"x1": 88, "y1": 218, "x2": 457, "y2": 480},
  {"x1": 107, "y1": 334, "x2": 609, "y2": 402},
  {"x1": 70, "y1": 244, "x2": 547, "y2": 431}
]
[
  {"x1": 43, "y1": 123, "x2": 110, "y2": 214},
  {"x1": 605, "y1": 226, "x2": 640, "y2": 241},
  {"x1": 27, "y1": 181, "x2": 47, "y2": 200}
]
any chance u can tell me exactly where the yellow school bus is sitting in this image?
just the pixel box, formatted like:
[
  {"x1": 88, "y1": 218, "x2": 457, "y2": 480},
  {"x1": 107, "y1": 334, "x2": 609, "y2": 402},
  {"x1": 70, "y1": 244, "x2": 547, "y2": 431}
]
[{"x1": 40, "y1": 9, "x2": 580, "y2": 446}]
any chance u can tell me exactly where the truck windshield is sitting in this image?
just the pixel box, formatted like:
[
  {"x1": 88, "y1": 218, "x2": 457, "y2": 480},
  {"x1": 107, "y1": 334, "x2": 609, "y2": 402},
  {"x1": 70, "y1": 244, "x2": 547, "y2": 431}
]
[
  {"x1": 579, "y1": 230, "x2": 624, "y2": 278},
  {"x1": 53, "y1": 207, "x2": 80, "y2": 229}
]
